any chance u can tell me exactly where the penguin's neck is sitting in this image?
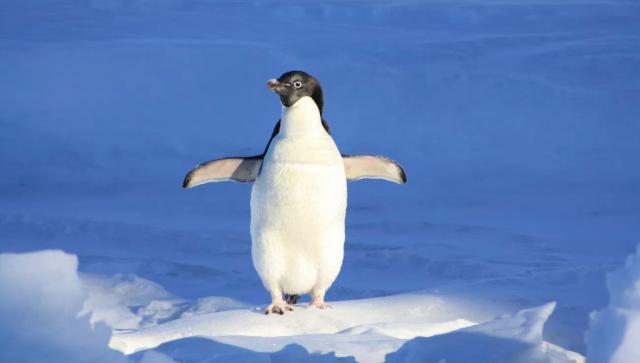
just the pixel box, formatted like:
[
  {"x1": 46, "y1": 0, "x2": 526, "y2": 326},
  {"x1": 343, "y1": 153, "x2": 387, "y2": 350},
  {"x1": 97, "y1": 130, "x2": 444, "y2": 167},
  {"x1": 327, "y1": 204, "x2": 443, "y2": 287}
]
[{"x1": 280, "y1": 96, "x2": 324, "y2": 137}]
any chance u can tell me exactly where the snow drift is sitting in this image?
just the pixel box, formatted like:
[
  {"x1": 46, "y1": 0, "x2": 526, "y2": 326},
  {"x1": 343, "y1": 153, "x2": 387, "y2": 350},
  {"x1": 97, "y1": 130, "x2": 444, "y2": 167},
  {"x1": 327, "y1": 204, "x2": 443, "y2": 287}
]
[
  {"x1": 0, "y1": 250, "x2": 126, "y2": 363},
  {"x1": 587, "y1": 244, "x2": 640, "y2": 363}
]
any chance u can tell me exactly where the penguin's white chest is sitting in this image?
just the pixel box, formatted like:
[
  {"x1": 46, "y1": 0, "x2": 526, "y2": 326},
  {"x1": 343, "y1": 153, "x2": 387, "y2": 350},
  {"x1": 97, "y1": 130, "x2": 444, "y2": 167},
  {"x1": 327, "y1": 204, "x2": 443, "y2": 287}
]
[{"x1": 250, "y1": 97, "x2": 347, "y2": 295}]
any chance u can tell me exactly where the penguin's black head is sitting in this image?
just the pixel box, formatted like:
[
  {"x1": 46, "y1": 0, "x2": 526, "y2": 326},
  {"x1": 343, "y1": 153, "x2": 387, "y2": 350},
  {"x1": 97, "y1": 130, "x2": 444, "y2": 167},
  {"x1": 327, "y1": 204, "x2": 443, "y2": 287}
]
[{"x1": 266, "y1": 70, "x2": 324, "y2": 114}]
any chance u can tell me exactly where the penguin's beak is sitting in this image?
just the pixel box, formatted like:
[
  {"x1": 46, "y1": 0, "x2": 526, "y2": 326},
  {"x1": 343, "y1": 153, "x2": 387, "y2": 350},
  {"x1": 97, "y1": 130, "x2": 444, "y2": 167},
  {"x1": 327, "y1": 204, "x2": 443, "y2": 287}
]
[{"x1": 266, "y1": 79, "x2": 289, "y2": 95}]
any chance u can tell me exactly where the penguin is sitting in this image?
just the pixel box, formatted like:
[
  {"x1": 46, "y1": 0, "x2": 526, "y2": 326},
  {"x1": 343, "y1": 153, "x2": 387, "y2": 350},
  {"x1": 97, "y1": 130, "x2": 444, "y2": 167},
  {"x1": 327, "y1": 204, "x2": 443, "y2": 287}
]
[{"x1": 183, "y1": 71, "x2": 406, "y2": 315}]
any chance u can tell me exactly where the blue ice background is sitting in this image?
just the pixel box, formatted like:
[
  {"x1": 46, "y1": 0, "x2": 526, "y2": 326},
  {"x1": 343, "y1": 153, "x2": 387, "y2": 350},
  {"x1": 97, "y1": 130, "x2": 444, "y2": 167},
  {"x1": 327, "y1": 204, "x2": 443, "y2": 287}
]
[{"x1": 1, "y1": 0, "x2": 639, "y2": 354}]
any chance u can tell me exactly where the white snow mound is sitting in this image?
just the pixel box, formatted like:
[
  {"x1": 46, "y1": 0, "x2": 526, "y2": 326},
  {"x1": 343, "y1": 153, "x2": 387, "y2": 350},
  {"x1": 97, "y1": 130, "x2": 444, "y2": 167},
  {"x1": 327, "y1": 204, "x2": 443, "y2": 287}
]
[
  {"x1": 0, "y1": 250, "x2": 126, "y2": 363},
  {"x1": 587, "y1": 244, "x2": 640, "y2": 363}
]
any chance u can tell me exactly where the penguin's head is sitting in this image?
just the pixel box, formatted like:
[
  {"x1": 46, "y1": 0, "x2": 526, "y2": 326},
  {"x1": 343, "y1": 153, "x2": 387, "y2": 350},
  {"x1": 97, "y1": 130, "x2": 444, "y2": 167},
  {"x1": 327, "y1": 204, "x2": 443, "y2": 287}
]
[{"x1": 266, "y1": 71, "x2": 324, "y2": 114}]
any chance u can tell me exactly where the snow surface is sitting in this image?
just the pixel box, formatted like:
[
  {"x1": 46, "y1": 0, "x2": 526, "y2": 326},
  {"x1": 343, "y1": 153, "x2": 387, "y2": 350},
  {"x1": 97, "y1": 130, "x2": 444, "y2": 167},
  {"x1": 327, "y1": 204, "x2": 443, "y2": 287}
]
[
  {"x1": 0, "y1": 249, "x2": 584, "y2": 363},
  {"x1": 1, "y1": 0, "x2": 639, "y2": 362},
  {"x1": 112, "y1": 298, "x2": 584, "y2": 363},
  {"x1": 586, "y1": 244, "x2": 640, "y2": 363}
]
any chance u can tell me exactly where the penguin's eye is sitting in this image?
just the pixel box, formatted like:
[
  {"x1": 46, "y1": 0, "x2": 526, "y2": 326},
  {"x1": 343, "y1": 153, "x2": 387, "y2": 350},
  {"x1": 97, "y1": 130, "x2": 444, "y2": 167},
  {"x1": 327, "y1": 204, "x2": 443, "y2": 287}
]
[{"x1": 293, "y1": 81, "x2": 303, "y2": 89}]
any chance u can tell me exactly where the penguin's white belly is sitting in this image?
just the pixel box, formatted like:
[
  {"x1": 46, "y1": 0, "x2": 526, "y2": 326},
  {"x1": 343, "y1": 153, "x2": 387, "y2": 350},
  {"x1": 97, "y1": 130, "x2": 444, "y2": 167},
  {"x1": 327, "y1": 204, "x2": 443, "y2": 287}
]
[{"x1": 250, "y1": 136, "x2": 347, "y2": 295}]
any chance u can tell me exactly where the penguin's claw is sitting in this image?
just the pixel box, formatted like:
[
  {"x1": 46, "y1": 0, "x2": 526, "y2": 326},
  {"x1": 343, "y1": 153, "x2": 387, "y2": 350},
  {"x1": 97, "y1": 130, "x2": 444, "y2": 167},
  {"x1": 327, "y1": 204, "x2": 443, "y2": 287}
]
[
  {"x1": 310, "y1": 301, "x2": 332, "y2": 310},
  {"x1": 265, "y1": 302, "x2": 293, "y2": 315}
]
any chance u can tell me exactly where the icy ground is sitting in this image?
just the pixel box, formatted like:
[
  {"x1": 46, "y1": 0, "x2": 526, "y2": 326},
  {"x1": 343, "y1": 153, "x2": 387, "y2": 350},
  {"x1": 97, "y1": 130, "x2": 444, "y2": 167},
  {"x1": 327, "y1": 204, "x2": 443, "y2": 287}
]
[{"x1": 1, "y1": 0, "x2": 639, "y2": 362}]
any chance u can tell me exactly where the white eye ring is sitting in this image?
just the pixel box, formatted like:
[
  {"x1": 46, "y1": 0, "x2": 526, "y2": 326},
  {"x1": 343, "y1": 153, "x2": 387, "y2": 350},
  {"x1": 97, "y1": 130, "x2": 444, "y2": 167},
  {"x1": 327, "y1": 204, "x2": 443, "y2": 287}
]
[{"x1": 293, "y1": 81, "x2": 303, "y2": 88}]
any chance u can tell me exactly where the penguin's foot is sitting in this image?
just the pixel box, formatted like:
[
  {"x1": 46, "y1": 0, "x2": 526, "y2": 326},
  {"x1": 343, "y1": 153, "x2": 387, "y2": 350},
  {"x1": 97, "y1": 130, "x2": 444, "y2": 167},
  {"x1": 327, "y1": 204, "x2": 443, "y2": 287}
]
[
  {"x1": 310, "y1": 297, "x2": 332, "y2": 310},
  {"x1": 265, "y1": 300, "x2": 293, "y2": 315},
  {"x1": 311, "y1": 302, "x2": 332, "y2": 310}
]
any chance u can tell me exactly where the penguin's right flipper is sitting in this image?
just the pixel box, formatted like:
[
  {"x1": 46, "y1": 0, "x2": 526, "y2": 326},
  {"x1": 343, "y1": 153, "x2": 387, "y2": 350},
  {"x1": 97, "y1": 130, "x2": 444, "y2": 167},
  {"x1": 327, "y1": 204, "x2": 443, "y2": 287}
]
[
  {"x1": 183, "y1": 156, "x2": 262, "y2": 188},
  {"x1": 343, "y1": 155, "x2": 407, "y2": 184}
]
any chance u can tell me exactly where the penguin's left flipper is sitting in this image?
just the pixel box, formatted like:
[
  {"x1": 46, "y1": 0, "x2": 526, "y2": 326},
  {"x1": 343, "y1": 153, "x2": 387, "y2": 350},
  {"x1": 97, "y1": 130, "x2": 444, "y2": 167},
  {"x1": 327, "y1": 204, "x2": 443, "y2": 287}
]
[
  {"x1": 183, "y1": 156, "x2": 262, "y2": 188},
  {"x1": 343, "y1": 155, "x2": 407, "y2": 184}
]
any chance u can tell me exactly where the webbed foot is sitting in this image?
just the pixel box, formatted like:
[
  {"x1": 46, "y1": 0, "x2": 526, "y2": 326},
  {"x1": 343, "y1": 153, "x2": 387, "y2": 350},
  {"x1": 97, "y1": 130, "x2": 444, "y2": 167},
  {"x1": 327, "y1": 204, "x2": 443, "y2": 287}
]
[
  {"x1": 310, "y1": 294, "x2": 332, "y2": 310},
  {"x1": 265, "y1": 300, "x2": 293, "y2": 315},
  {"x1": 310, "y1": 302, "x2": 333, "y2": 309}
]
